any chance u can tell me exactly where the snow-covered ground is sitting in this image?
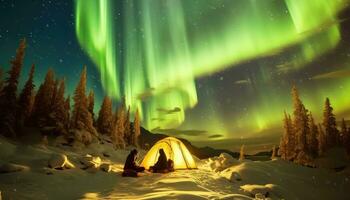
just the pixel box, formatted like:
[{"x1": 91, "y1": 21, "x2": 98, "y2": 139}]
[{"x1": 0, "y1": 137, "x2": 349, "y2": 200}]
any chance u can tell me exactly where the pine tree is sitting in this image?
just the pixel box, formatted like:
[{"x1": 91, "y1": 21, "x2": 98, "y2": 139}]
[
  {"x1": 31, "y1": 69, "x2": 55, "y2": 127},
  {"x1": 291, "y1": 86, "x2": 309, "y2": 160},
  {"x1": 0, "y1": 39, "x2": 26, "y2": 137},
  {"x1": 308, "y1": 113, "x2": 319, "y2": 158},
  {"x1": 279, "y1": 111, "x2": 291, "y2": 160},
  {"x1": 96, "y1": 96, "x2": 113, "y2": 135},
  {"x1": 64, "y1": 96, "x2": 71, "y2": 131},
  {"x1": 239, "y1": 145, "x2": 245, "y2": 161},
  {"x1": 317, "y1": 124, "x2": 326, "y2": 156},
  {"x1": 322, "y1": 98, "x2": 338, "y2": 148},
  {"x1": 51, "y1": 79, "x2": 59, "y2": 107},
  {"x1": 17, "y1": 64, "x2": 35, "y2": 129},
  {"x1": 51, "y1": 79, "x2": 68, "y2": 134},
  {"x1": 71, "y1": 66, "x2": 97, "y2": 140},
  {"x1": 286, "y1": 114, "x2": 296, "y2": 160},
  {"x1": 87, "y1": 90, "x2": 95, "y2": 123},
  {"x1": 132, "y1": 108, "x2": 141, "y2": 147},
  {"x1": 112, "y1": 102, "x2": 126, "y2": 148},
  {"x1": 124, "y1": 106, "x2": 131, "y2": 145},
  {"x1": 29, "y1": 90, "x2": 36, "y2": 118},
  {"x1": 339, "y1": 118, "x2": 347, "y2": 145},
  {"x1": 278, "y1": 136, "x2": 287, "y2": 160}
]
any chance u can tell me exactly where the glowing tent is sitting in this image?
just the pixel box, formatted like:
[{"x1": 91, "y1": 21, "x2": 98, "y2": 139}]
[{"x1": 141, "y1": 137, "x2": 197, "y2": 170}]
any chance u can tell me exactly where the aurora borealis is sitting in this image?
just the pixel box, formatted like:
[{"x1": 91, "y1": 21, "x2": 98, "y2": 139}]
[{"x1": 1, "y1": 0, "x2": 350, "y2": 149}]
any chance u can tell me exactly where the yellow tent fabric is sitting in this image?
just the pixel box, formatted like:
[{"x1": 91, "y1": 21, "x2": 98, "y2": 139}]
[{"x1": 141, "y1": 137, "x2": 197, "y2": 170}]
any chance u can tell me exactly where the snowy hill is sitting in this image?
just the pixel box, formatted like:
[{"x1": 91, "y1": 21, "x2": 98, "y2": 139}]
[{"x1": 0, "y1": 136, "x2": 349, "y2": 199}]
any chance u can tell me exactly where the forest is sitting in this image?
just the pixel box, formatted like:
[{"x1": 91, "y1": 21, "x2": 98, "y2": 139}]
[
  {"x1": 279, "y1": 85, "x2": 350, "y2": 166},
  {"x1": 0, "y1": 39, "x2": 141, "y2": 149},
  {"x1": 1, "y1": 39, "x2": 350, "y2": 168}
]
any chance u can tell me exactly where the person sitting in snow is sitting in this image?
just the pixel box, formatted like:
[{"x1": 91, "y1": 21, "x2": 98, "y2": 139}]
[
  {"x1": 122, "y1": 149, "x2": 145, "y2": 177},
  {"x1": 150, "y1": 148, "x2": 171, "y2": 173}
]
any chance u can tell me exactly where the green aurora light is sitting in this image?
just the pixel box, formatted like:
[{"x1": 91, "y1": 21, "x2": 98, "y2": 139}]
[{"x1": 75, "y1": 0, "x2": 349, "y2": 137}]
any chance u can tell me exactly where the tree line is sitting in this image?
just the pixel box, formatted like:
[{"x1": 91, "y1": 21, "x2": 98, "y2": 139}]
[
  {"x1": 279, "y1": 86, "x2": 350, "y2": 166},
  {"x1": 0, "y1": 39, "x2": 141, "y2": 148}
]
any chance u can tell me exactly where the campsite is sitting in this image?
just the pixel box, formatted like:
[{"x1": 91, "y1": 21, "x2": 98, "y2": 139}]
[
  {"x1": 1, "y1": 134, "x2": 349, "y2": 199},
  {"x1": 141, "y1": 137, "x2": 197, "y2": 170},
  {"x1": 1, "y1": 0, "x2": 350, "y2": 199}
]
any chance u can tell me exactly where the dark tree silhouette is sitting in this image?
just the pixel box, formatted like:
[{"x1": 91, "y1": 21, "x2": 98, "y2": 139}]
[
  {"x1": 124, "y1": 105, "x2": 131, "y2": 145},
  {"x1": 0, "y1": 39, "x2": 26, "y2": 137},
  {"x1": 279, "y1": 111, "x2": 295, "y2": 160},
  {"x1": 17, "y1": 64, "x2": 35, "y2": 129},
  {"x1": 71, "y1": 66, "x2": 97, "y2": 143},
  {"x1": 51, "y1": 79, "x2": 68, "y2": 134},
  {"x1": 64, "y1": 95, "x2": 71, "y2": 131},
  {"x1": 279, "y1": 86, "x2": 328, "y2": 165},
  {"x1": 132, "y1": 108, "x2": 141, "y2": 147},
  {"x1": 87, "y1": 90, "x2": 95, "y2": 123},
  {"x1": 278, "y1": 136, "x2": 287, "y2": 160},
  {"x1": 339, "y1": 118, "x2": 347, "y2": 145},
  {"x1": 112, "y1": 101, "x2": 126, "y2": 148},
  {"x1": 51, "y1": 79, "x2": 59, "y2": 108},
  {"x1": 322, "y1": 98, "x2": 338, "y2": 148},
  {"x1": 291, "y1": 86, "x2": 309, "y2": 161},
  {"x1": 31, "y1": 69, "x2": 55, "y2": 127},
  {"x1": 308, "y1": 113, "x2": 319, "y2": 158},
  {"x1": 96, "y1": 96, "x2": 113, "y2": 135},
  {"x1": 317, "y1": 124, "x2": 326, "y2": 156}
]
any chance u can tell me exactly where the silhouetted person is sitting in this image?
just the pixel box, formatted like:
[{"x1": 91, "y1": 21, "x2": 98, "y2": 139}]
[
  {"x1": 123, "y1": 149, "x2": 145, "y2": 177},
  {"x1": 150, "y1": 148, "x2": 168, "y2": 173}
]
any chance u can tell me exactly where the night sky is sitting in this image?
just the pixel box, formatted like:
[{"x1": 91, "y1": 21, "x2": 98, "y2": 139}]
[{"x1": 1, "y1": 0, "x2": 350, "y2": 151}]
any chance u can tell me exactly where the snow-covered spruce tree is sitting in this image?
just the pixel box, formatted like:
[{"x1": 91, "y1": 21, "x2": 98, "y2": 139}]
[
  {"x1": 96, "y1": 96, "x2": 113, "y2": 135},
  {"x1": 239, "y1": 145, "x2": 245, "y2": 161},
  {"x1": 17, "y1": 64, "x2": 35, "y2": 130},
  {"x1": 51, "y1": 79, "x2": 68, "y2": 134},
  {"x1": 71, "y1": 66, "x2": 97, "y2": 144},
  {"x1": 51, "y1": 79, "x2": 59, "y2": 108},
  {"x1": 132, "y1": 108, "x2": 141, "y2": 148},
  {"x1": 124, "y1": 105, "x2": 131, "y2": 145},
  {"x1": 112, "y1": 102, "x2": 126, "y2": 148},
  {"x1": 87, "y1": 90, "x2": 95, "y2": 124},
  {"x1": 279, "y1": 111, "x2": 291, "y2": 160},
  {"x1": 317, "y1": 124, "x2": 326, "y2": 156},
  {"x1": 278, "y1": 137, "x2": 287, "y2": 160},
  {"x1": 0, "y1": 39, "x2": 26, "y2": 137},
  {"x1": 308, "y1": 113, "x2": 319, "y2": 158},
  {"x1": 291, "y1": 86, "x2": 310, "y2": 164},
  {"x1": 29, "y1": 90, "x2": 35, "y2": 117},
  {"x1": 322, "y1": 98, "x2": 338, "y2": 148},
  {"x1": 31, "y1": 69, "x2": 55, "y2": 127},
  {"x1": 286, "y1": 113, "x2": 296, "y2": 160},
  {"x1": 63, "y1": 96, "x2": 71, "y2": 130},
  {"x1": 45, "y1": 79, "x2": 59, "y2": 127}
]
